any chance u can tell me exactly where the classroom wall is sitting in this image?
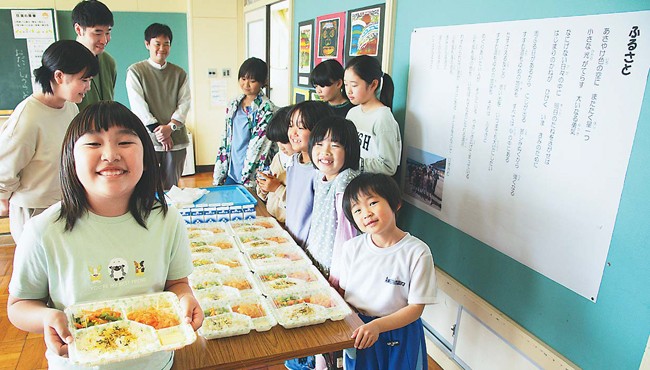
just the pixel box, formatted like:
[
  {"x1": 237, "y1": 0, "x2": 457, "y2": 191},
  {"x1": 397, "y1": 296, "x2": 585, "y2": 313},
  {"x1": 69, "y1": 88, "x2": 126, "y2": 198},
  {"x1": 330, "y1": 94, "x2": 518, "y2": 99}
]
[
  {"x1": 0, "y1": 0, "x2": 244, "y2": 167},
  {"x1": 187, "y1": 0, "x2": 245, "y2": 167},
  {"x1": 392, "y1": 2, "x2": 649, "y2": 370},
  {"x1": 295, "y1": 1, "x2": 650, "y2": 369}
]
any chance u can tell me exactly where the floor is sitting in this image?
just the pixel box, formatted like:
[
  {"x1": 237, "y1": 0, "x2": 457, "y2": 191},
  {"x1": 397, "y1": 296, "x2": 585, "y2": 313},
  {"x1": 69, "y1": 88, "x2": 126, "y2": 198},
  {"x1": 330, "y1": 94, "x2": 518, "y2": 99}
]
[{"x1": 0, "y1": 172, "x2": 442, "y2": 370}]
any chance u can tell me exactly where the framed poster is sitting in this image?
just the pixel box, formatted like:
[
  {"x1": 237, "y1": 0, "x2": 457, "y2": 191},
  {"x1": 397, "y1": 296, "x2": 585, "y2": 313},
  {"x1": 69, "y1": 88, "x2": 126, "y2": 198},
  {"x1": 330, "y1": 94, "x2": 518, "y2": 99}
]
[
  {"x1": 345, "y1": 4, "x2": 385, "y2": 66},
  {"x1": 293, "y1": 87, "x2": 309, "y2": 104},
  {"x1": 314, "y1": 11, "x2": 346, "y2": 66},
  {"x1": 297, "y1": 19, "x2": 314, "y2": 87},
  {"x1": 310, "y1": 90, "x2": 321, "y2": 101}
]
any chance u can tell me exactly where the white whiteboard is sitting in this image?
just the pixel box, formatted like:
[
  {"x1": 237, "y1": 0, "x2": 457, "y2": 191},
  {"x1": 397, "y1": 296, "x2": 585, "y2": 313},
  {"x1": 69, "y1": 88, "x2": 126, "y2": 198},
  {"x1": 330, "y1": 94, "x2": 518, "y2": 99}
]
[{"x1": 402, "y1": 11, "x2": 650, "y2": 300}]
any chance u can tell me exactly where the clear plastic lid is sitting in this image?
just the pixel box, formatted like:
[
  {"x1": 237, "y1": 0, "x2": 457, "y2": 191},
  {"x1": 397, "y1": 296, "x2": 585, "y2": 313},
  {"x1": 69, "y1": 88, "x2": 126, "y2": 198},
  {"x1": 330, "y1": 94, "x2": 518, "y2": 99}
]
[
  {"x1": 244, "y1": 245, "x2": 311, "y2": 269},
  {"x1": 199, "y1": 312, "x2": 252, "y2": 339},
  {"x1": 187, "y1": 222, "x2": 228, "y2": 236},
  {"x1": 267, "y1": 287, "x2": 352, "y2": 328},
  {"x1": 253, "y1": 263, "x2": 330, "y2": 295},
  {"x1": 191, "y1": 250, "x2": 250, "y2": 272},
  {"x1": 236, "y1": 229, "x2": 297, "y2": 250},
  {"x1": 190, "y1": 271, "x2": 260, "y2": 297},
  {"x1": 65, "y1": 292, "x2": 196, "y2": 366},
  {"x1": 198, "y1": 295, "x2": 277, "y2": 339},
  {"x1": 190, "y1": 234, "x2": 237, "y2": 251},
  {"x1": 194, "y1": 285, "x2": 241, "y2": 304},
  {"x1": 229, "y1": 217, "x2": 283, "y2": 234}
]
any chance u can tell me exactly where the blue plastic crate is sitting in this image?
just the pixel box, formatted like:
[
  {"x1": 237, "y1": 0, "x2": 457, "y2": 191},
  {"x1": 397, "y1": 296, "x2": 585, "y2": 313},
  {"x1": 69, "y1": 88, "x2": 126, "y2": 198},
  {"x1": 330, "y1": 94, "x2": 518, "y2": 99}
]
[{"x1": 179, "y1": 185, "x2": 257, "y2": 224}]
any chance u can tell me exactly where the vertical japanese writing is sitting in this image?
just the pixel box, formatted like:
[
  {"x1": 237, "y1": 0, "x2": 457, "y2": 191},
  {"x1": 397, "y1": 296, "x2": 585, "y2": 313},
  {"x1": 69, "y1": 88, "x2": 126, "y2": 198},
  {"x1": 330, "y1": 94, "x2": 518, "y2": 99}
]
[{"x1": 16, "y1": 49, "x2": 30, "y2": 97}]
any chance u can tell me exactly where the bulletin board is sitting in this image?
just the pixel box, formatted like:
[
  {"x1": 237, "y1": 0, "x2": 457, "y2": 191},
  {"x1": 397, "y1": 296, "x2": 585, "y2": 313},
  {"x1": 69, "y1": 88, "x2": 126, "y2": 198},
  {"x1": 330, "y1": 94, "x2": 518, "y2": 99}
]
[{"x1": 0, "y1": 8, "x2": 57, "y2": 114}]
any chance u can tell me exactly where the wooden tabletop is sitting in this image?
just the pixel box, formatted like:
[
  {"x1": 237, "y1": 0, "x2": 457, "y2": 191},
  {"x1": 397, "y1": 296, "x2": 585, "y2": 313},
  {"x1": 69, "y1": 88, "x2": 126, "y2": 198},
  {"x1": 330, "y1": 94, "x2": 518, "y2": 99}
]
[
  {"x1": 172, "y1": 314, "x2": 362, "y2": 369},
  {"x1": 172, "y1": 187, "x2": 363, "y2": 369}
]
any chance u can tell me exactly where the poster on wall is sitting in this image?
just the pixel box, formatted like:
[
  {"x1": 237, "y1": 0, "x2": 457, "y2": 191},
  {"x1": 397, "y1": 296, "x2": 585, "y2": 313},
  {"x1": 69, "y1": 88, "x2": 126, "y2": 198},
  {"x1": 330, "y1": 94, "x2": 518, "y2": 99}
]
[
  {"x1": 402, "y1": 11, "x2": 650, "y2": 301},
  {"x1": 345, "y1": 4, "x2": 385, "y2": 66},
  {"x1": 298, "y1": 19, "x2": 314, "y2": 87},
  {"x1": 10, "y1": 9, "x2": 56, "y2": 98},
  {"x1": 314, "y1": 11, "x2": 346, "y2": 66}
]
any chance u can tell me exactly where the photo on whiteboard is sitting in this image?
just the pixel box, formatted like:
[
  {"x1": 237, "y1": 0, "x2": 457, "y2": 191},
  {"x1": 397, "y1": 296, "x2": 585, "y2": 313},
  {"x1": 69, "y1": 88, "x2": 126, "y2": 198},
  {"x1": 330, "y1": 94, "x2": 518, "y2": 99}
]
[{"x1": 404, "y1": 147, "x2": 446, "y2": 211}]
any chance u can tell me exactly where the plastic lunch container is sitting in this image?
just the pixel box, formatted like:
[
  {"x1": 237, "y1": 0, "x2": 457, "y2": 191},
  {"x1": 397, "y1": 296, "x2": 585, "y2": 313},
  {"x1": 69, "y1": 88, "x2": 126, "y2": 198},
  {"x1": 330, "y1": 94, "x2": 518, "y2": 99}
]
[
  {"x1": 190, "y1": 234, "x2": 238, "y2": 252},
  {"x1": 191, "y1": 250, "x2": 251, "y2": 272},
  {"x1": 252, "y1": 263, "x2": 330, "y2": 295},
  {"x1": 186, "y1": 222, "x2": 228, "y2": 237},
  {"x1": 236, "y1": 229, "x2": 297, "y2": 251},
  {"x1": 65, "y1": 292, "x2": 196, "y2": 366},
  {"x1": 267, "y1": 287, "x2": 353, "y2": 329},
  {"x1": 190, "y1": 271, "x2": 261, "y2": 297},
  {"x1": 228, "y1": 216, "x2": 283, "y2": 234},
  {"x1": 198, "y1": 295, "x2": 277, "y2": 339},
  {"x1": 194, "y1": 285, "x2": 241, "y2": 304},
  {"x1": 243, "y1": 244, "x2": 311, "y2": 269}
]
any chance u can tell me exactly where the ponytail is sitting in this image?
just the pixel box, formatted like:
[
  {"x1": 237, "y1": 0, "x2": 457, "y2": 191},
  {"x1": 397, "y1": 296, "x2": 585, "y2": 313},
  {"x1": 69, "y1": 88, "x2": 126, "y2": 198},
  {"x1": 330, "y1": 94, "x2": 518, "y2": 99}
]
[
  {"x1": 32, "y1": 40, "x2": 99, "y2": 95},
  {"x1": 378, "y1": 73, "x2": 394, "y2": 110},
  {"x1": 33, "y1": 65, "x2": 55, "y2": 94},
  {"x1": 345, "y1": 55, "x2": 394, "y2": 110}
]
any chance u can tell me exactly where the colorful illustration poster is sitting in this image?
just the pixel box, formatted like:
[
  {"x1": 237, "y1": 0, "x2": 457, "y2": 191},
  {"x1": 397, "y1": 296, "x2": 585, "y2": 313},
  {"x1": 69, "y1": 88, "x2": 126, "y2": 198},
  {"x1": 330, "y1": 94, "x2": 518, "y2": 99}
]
[
  {"x1": 298, "y1": 20, "x2": 314, "y2": 86},
  {"x1": 345, "y1": 4, "x2": 385, "y2": 66},
  {"x1": 403, "y1": 11, "x2": 650, "y2": 301},
  {"x1": 349, "y1": 7, "x2": 381, "y2": 56},
  {"x1": 315, "y1": 12, "x2": 346, "y2": 66}
]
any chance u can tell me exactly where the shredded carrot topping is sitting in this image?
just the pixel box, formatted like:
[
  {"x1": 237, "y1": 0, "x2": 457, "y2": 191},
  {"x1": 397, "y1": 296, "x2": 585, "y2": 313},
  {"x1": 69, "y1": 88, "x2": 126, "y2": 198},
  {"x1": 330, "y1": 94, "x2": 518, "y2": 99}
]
[{"x1": 127, "y1": 307, "x2": 180, "y2": 329}]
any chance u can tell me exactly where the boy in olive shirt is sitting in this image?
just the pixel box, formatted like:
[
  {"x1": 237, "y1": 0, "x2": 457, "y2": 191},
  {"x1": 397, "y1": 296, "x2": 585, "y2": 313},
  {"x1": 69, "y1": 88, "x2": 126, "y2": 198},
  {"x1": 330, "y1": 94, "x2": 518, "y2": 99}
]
[
  {"x1": 72, "y1": 0, "x2": 116, "y2": 111},
  {"x1": 126, "y1": 23, "x2": 191, "y2": 190}
]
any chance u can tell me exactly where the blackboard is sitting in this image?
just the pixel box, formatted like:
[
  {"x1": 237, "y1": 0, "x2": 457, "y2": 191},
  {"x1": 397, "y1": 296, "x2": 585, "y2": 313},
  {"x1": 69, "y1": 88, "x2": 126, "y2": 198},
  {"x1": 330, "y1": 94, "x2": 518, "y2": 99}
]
[{"x1": 0, "y1": 8, "x2": 57, "y2": 114}]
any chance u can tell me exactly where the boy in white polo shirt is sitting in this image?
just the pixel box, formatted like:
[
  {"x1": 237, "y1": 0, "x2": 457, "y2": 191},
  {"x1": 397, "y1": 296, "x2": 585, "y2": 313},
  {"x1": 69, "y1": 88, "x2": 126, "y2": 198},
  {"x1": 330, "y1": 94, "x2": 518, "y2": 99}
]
[{"x1": 340, "y1": 173, "x2": 437, "y2": 370}]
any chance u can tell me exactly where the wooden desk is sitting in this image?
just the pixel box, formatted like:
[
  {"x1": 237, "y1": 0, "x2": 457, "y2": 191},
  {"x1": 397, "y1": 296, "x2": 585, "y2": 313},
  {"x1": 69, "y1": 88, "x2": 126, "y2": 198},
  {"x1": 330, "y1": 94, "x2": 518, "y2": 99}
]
[{"x1": 173, "y1": 187, "x2": 363, "y2": 369}]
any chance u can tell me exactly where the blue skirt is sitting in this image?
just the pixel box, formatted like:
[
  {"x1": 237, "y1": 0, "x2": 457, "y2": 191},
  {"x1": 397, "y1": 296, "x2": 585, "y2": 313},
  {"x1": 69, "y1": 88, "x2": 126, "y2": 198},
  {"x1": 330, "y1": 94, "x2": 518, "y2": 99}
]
[{"x1": 344, "y1": 314, "x2": 427, "y2": 370}]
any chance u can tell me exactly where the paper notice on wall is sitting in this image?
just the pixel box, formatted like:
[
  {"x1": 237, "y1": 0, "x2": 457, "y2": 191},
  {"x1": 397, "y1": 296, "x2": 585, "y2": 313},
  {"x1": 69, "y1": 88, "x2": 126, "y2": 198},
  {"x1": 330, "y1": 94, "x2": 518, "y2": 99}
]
[
  {"x1": 210, "y1": 79, "x2": 228, "y2": 107},
  {"x1": 27, "y1": 38, "x2": 52, "y2": 92},
  {"x1": 403, "y1": 11, "x2": 650, "y2": 300},
  {"x1": 11, "y1": 9, "x2": 55, "y2": 39}
]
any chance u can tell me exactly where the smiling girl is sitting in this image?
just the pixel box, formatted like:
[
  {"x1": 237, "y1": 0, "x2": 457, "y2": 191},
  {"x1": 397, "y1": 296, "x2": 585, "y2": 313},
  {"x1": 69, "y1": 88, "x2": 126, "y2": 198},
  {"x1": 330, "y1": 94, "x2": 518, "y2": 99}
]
[
  {"x1": 305, "y1": 116, "x2": 360, "y2": 287},
  {"x1": 8, "y1": 101, "x2": 202, "y2": 369},
  {"x1": 284, "y1": 101, "x2": 335, "y2": 247},
  {"x1": 0, "y1": 40, "x2": 98, "y2": 242},
  {"x1": 344, "y1": 56, "x2": 401, "y2": 176}
]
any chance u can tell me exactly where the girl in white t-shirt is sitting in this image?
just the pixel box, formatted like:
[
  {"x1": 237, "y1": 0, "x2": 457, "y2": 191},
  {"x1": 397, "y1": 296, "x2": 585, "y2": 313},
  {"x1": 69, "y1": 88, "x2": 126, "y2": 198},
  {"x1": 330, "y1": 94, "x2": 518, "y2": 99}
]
[
  {"x1": 0, "y1": 40, "x2": 99, "y2": 242},
  {"x1": 344, "y1": 56, "x2": 402, "y2": 176},
  {"x1": 8, "y1": 101, "x2": 203, "y2": 369},
  {"x1": 340, "y1": 173, "x2": 437, "y2": 370}
]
